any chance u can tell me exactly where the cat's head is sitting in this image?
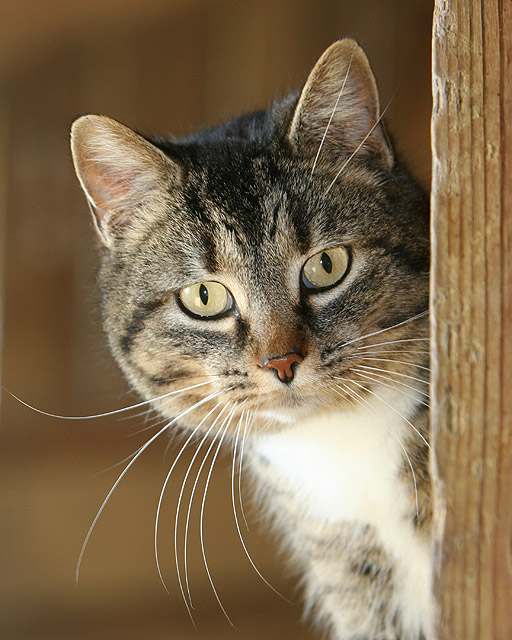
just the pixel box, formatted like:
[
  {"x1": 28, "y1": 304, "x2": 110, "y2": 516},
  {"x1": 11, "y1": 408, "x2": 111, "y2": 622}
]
[{"x1": 71, "y1": 40, "x2": 429, "y2": 433}]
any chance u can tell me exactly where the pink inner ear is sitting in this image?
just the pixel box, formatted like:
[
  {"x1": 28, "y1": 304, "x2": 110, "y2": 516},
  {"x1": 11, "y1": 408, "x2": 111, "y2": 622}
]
[
  {"x1": 82, "y1": 157, "x2": 142, "y2": 233},
  {"x1": 71, "y1": 115, "x2": 177, "y2": 246},
  {"x1": 84, "y1": 158, "x2": 136, "y2": 212}
]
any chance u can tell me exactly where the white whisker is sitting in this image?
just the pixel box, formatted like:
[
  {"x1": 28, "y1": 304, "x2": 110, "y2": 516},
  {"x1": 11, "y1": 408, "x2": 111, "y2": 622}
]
[
  {"x1": 238, "y1": 409, "x2": 254, "y2": 531},
  {"x1": 351, "y1": 368, "x2": 429, "y2": 406},
  {"x1": 333, "y1": 383, "x2": 360, "y2": 409},
  {"x1": 339, "y1": 311, "x2": 428, "y2": 350},
  {"x1": 384, "y1": 423, "x2": 420, "y2": 523},
  {"x1": 118, "y1": 406, "x2": 157, "y2": 422},
  {"x1": 357, "y1": 337, "x2": 429, "y2": 350},
  {"x1": 335, "y1": 378, "x2": 378, "y2": 416},
  {"x1": 346, "y1": 349, "x2": 429, "y2": 357},
  {"x1": 324, "y1": 93, "x2": 395, "y2": 195},
  {"x1": 332, "y1": 383, "x2": 359, "y2": 409},
  {"x1": 311, "y1": 47, "x2": 355, "y2": 177},
  {"x1": 230, "y1": 410, "x2": 290, "y2": 602},
  {"x1": 231, "y1": 408, "x2": 245, "y2": 461},
  {"x1": 336, "y1": 381, "x2": 419, "y2": 521},
  {"x1": 350, "y1": 380, "x2": 430, "y2": 450},
  {"x1": 352, "y1": 356, "x2": 430, "y2": 372},
  {"x1": 175, "y1": 404, "x2": 230, "y2": 617},
  {"x1": 183, "y1": 404, "x2": 238, "y2": 607},
  {"x1": 74, "y1": 421, "x2": 171, "y2": 583},
  {"x1": 337, "y1": 378, "x2": 420, "y2": 523},
  {"x1": 75, "y1": 386, "x2": 228, "y2": 584},
  {"x1": 154, "y1": 403, "x2": 221, "y2": 593},
  {"x1": 94, "y1": 436, "x2": 158, "y2": 476},
  {"x1": 126, "y1": 414, "x2": 171, "y2": 436},
  {"x1": 232, "y1": 415, "x2": 243, "y2": 485},
  {"x1": 356, "y1": 363, "x2": 430, "y2": 387},
  {"x1": 9, "y1": 378, "x2": 221, "y2": 421},
  {"x1": 200, "y1": 410, "x2": 237, "y2": 628}
]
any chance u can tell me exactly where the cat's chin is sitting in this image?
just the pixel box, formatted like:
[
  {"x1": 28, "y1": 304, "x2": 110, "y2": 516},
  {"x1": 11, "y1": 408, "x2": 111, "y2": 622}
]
[
  {"x1": 258, "y1": 402, "x2": 330, "y2": 427},
  {"x1": 259, "y1": 408, "x2": 299, "y2": 425},
  {"x1": 253, "y1": 387, "x2": 351, "y2": 428}
]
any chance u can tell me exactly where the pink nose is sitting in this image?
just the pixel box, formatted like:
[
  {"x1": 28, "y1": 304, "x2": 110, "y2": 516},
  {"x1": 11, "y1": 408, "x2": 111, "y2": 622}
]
[{"x1": 263, "y1": 352, "x2": 304, "y2": 383}]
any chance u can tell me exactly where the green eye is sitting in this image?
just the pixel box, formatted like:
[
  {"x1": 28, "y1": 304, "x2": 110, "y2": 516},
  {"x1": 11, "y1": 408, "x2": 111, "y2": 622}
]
[
  {"x1": 302, "y1": 246, "x2": 350, "y2": 290},
  {"x1": 178, "y1": 281, "x2": 233, "y2": 318}
]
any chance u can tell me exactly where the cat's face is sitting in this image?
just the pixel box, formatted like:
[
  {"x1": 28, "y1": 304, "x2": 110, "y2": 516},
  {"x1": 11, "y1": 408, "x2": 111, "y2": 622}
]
[{"x1": 71, "y1": 40, "x2": 429, "y2": 434}]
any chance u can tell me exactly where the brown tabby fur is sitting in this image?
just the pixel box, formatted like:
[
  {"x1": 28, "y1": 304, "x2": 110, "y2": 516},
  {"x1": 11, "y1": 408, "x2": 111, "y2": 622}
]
[{"x1": 71, "y1": 40, "x2": 432, "y2": 639}]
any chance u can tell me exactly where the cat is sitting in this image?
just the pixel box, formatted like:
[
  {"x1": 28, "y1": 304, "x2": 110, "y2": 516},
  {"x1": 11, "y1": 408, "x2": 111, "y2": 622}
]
[{"x1": 70, "y1": 39, "x2": 433, "y2": 640}]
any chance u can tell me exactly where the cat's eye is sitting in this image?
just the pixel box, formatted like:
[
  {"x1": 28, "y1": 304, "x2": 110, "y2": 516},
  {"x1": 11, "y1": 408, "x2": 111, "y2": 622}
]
[
  {"x1": 178, "y1": 281, "x2": 233, "y2": 319},
  {"x1": 302, "y1": 246, "x2": 350, "y2": 291}
]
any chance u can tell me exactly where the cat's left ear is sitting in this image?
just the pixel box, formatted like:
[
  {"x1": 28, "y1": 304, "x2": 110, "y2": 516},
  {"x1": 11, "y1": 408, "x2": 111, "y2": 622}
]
[
  {"x1": 288, "y1": 39, "x2": 393, "y2": 170},
  {"x1": 71, "y1": 115, "x2": 179, "y2": 247}
]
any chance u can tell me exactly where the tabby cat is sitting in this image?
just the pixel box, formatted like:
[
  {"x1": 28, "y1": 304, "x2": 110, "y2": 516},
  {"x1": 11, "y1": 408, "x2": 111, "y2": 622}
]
[{"x1": 71, "y1": 40, "x2": 433, "y2": 640}]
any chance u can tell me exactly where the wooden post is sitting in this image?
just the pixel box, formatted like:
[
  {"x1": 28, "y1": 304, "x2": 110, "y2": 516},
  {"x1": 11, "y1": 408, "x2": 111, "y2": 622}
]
[
  {"x1": 0, "y1": 99, "x2": 7, "y2": 399},
  {"x1": 431, "y1": 1, "x2": 512, "y2": 638}
]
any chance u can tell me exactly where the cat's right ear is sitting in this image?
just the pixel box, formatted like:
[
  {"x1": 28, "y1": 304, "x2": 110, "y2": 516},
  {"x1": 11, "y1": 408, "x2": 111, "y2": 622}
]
[
  {"x1": 71, "y1": 115, "x2": 179, "y2": 247},
  {"x1": 288, "y1": 39, "x2": 393, "y2": 170}
]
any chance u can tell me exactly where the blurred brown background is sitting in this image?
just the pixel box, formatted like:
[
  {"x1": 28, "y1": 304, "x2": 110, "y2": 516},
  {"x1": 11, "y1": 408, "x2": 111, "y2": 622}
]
[{"x1": 0, "y1": 1, "x2": 433, "y2": 638}]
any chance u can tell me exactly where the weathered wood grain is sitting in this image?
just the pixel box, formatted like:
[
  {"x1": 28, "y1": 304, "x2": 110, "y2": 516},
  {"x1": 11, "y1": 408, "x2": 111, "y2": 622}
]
[{"x1": 431, "y1": 1, "x2": 512, "y2": 638}]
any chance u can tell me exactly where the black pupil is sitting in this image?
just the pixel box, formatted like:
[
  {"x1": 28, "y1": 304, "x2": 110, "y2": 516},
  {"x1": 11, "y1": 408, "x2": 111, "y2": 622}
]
[
  {"x1": 199, "y1": 283, "x2": 209, "y2": 305},
  {"x1": 320, "y1": 252, "x2": 332, "y2": 274}
]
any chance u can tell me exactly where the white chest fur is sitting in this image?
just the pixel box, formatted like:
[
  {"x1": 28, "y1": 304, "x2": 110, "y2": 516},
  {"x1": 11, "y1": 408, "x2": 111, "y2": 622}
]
[{"x1": 252, "y1": 390, "x2": 434, "y2": 638}]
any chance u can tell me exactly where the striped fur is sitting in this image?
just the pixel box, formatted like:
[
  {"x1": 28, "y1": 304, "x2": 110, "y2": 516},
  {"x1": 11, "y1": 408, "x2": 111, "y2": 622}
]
[{"x1": 71, "y1": 40, "x2": 432, "y2": 639}]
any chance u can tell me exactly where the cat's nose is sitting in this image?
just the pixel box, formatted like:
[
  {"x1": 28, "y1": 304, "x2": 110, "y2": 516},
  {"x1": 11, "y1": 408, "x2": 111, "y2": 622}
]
[{"x1": 262, "y1": 352, "x2": 304, "y2": 384}]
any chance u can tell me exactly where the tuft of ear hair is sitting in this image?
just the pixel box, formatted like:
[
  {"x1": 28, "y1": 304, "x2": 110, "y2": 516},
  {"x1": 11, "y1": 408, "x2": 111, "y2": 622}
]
[
  {"x1": 288, "y1": 39, "x2": 393, "y2": 170},
  {"x1": 70, "y1": 115, "x2": 178, "y2": 247}
]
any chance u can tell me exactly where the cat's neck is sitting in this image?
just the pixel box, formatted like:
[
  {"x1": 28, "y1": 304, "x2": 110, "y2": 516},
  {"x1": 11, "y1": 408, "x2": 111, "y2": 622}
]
[
  {"x1": 252, "y1": 385, "x2": 421, "y2": 523},
  {"x1": 248, "y1": 388, "x2": 433, "y2": 638}
]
